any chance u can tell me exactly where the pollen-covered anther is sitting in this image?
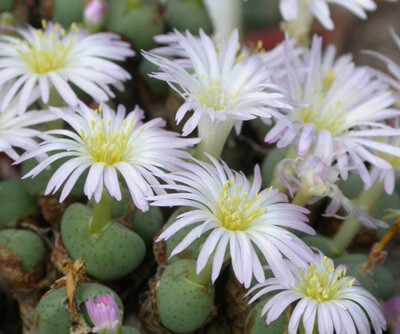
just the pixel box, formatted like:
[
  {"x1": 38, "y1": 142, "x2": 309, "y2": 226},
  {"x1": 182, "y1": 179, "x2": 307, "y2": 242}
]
[
  {"x1": 297, "y1": 97, "x2": 347, "y2": 136},
  {"x1": 295, "y1": 256, "x2": 354, "y2": 302},
  {"x1": 14, "y1": 22, "x2": 78, "y2": 75},
  {"x1": 217, "y1": 177, "x2": 266, "y2": 231},
  {"x1": 81, "y1": 107, "x2": 134, "y2": 165}
]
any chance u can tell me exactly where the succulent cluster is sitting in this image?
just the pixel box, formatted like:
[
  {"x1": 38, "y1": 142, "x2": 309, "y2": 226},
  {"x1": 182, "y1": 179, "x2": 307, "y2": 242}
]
[{"x1": 0, "y1": 1, "x2": 400, "y2": 334}]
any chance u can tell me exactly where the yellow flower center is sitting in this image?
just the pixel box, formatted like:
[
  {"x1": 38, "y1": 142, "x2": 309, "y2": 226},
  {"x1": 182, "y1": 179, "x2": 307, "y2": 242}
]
[
  {"x1": 80, "y1": 106, "x2": 135, "y2": 165},
  {"x1": 297, "y1": 69, "x2": 347, "y2": 135},
  {"x1": 297, "y1": 97, "x2": 347, "y2": 135},
  {"x1": 216, "y1": 177, "x2": 266, "y2": 231},
  {"x1": 196, "y1": 79, "x2": 238, "y2": 112},
  {"x1": 381, "y1": 154, "x2": 400, "y2": 168},
  {"x1": 295, "y1": 257, "x2": 354, "y2": 302},
  {"x1": 14, "y1": 21, "x2": 78, "y2": 75},
  {"x1": 323, "y1": 69, "x2": 336, "y2": 92},
  {"x1": 376, "y1": 136, "x2": 400, "y2": 168}
]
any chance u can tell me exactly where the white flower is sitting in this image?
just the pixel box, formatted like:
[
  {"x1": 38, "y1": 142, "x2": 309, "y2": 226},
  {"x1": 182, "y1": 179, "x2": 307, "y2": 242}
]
[
  {"x1": 260, "y1": 39, "x2": 303, "y2": 82},
  {"x1": 363, "y1": 29, "x2": 400, "y2": 194},
  {"x1": 150, "y1": 156, "x2": 315, "y2": 288},
  {"x1": 17, "y1": 103, "x2": 198, "y2": 210},
  {"x1": 0, "y1": 21, "x2": 134, "y2": 113},
  {"x1": 265, "y1": 36, "x2": 400, "y2": 187},
  {"x1": 278, "y1": 155, "x2": 387, "y2": 228},
  {"x1": 279, "y1": 0, "x2": 376, "y2": 30},
  {"x1": 248, "y1": 253, "x2": 387, "y2": 334},
  {"x1": 364, "y1": 28, "x2": 400, "y2": 101},
  {"x1": 0, "y1": 85, "x2": 54, "y2": 160},
  {"x1": 143, "y1": 29, "x2": 292, "y2": 158}
]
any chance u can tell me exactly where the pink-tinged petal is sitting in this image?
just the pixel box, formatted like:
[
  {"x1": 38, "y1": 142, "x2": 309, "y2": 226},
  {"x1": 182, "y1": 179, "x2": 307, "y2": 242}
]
[{"x1": 298, "y1": 124, "x2": 314, "y2": 156}]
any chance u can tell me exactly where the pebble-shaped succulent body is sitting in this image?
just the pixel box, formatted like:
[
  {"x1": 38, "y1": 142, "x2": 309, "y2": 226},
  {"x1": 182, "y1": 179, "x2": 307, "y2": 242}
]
[
  {"x1": 52, "y1": 0, "x2": 85, "y2": 27},
  {"x1": 0, "y1": 228, "x2": 45, "y2": 270},
  {"x1": 21, "y1": 158, "x2": 85, "y2": 197},
  {"x1": 122, "y1": 326, "x2": 141, "y2": 334},
  {"x1": 139, "y1": 58, "x2": 169, "y2": 97},
  {"x1": 301, "y1": 235, "x2": 338, "y2": 258},
  {"x1": 245, "y1": 297, "x2": 286, "y2": 333},
  {"x1": 163, "y1": 209, "x2": 208, "y2": 264},
  {"x1": 336, "y1": 253, "x2": 394, "y2": 299},
  {"x1": 157, "y1": 259, "x2": 214, "y2": 333},
  {"x1": 61, "y1": 203, "x2": 146, "y2": 280},
  {"x1": 106, "y1": 1, "x2": 164, "y2": 50},
  {"x1": 34, "y1": 283, "x2": 123, "y2": 334},
  {"x1": 261, "y1": 147, "x2": 289, "y2": 187},
  {"x1": 164, "y1": 0, "x2": 213, "y2": 34},
  {"x1": 131, "y1": 205, "x2": 163, "y2": 246},
  {"x1": 0, "y1": 179, "x2": 38, "y2": 230}
]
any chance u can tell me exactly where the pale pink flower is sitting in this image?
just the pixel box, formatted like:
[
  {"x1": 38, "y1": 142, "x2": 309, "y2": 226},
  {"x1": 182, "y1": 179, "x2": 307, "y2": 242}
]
[{"x1": 86, "y1": 293, "x2": 121, "y2": 334}]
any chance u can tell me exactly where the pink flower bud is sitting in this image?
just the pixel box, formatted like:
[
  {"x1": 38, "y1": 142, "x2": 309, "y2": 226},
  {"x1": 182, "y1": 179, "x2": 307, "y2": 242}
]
[
  {"x1": 85, "y1": 293, "x2": 121, "y2": 334},
  {"x1": 84, "y1": 0, "x2": 108, "y2": 33},
  {"x1": 382, "y1": 296, "x2": 400, "y2": 334}
]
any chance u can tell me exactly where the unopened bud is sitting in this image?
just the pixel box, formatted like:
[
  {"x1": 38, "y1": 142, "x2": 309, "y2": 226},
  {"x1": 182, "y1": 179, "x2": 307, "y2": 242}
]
[
  {"x1": 84, "y1": 0, "x2": 108, "y2": 33},
  {"x1": 86, "y1": 293, "x2": 122, "y2": 334}
]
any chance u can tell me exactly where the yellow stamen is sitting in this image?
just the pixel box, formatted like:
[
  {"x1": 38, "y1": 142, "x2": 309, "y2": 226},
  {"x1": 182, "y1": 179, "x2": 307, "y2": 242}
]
[
  {"x1": 196, "y1": 79, "x2": 239, "y2": 111},
  {"x1": 14, "y1": 23, "x2": 78, "y2": 75},
  {"x1": 297, "y1": 94, "x2": 347, "y2": 135},
  {"x1": 80, "y1": 107, "x2": 134, "y2": 165},
  {"x1": 216, "y1": 178, "x2": 266, "y2": 231},
  {"x1": 295, "y1": 256, "x2": 353, "y2": 302},
  {"x1": 323, "y1": 69, "x2": 336, "y2": 92}
]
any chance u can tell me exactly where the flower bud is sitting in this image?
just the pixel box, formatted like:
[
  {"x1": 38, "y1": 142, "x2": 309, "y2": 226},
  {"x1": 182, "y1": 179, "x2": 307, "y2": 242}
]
[
  {"x1": 84, "y1": 0, "x2": 108, "y2": 33},
  {"x1": 86, "y1": 293, "x2": 121, "y2": 334}
]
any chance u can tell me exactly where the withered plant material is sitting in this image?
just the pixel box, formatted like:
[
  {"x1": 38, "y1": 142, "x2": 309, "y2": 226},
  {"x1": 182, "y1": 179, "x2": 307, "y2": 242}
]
[
  {"x1": 61, "y1": 257, "x2": 87, "y2": 324},
  {"x1": 0, "y1": 249, "x2": 45, "y2": 288},
  {"x1": 36, "y1": 193, "x2": 75, "y2": 229},
  {"x1": 50, "y1": 233, "x2": 73, "y2": 275},
  {"x1": 139, "y1": 265, "x2": 218, "y2": 334},
  {"x1": 139, "y1": 265, "x2": 172, "y2": 334},
  {"x1": 224, "y1": 267, "x2": 253, "y2": 332}
]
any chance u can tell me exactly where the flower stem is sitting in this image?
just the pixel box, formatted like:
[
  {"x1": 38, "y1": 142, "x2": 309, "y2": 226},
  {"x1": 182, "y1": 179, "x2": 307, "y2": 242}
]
[
  {"x1": 195, "y1": 118, "x2": 235, "y2": 161},
  {"x1": 292, "y1": 186, "x2": 313, "y2": 207},
  {"x1": 331, "y1": 180, "x2": 385, "y2": 255},
  {"x1": 282, "y1": 3, "x2": 313, "y2": 45},
  {"x1": 90, "y1": 190, "x2": 114, "y2": 234}
]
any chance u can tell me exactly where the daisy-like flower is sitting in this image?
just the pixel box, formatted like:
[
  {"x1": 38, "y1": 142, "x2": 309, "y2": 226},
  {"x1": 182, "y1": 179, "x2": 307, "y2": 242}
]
[
  {"x1": 248, "y1": 253, "x2": 387, "y2": 334},
  {"x1": 278, "y1": 155, "x2": 387, "y2": 228},
  {"x1": 0, "y1": 21, "x2": 134, "y2": 113},
  {"x1": 279, "y1": 0, "x2": 376, "y2": 31},
  {"x1": 17, "y1": 103, "x2": 199, "y2": 211},
  {"x1": 150, "y1": 156, "x2": 315, "y2": 288},
  {"x1": 0, "y1": 86, "x2": 55, "y2": 160},
  {"x1": 364, "y1": 29, "x2": 400, "y2": 194},
  {"x1": 260, "y1": 39, "x2": 303, "y2": 82},
  {"x1": 265, "y1": 36, "x2": 400, "y2": 187},
  {"x1": 367, "y1": 117, "x2": 400, "y2": 196},
  {"x1": 85, "y1": 293, "x2": 121, "y2": 334},
  {"x1": 143, "y1": 29, "x2": 292, "y2": 158},
  {"x1": 364, "y1": 28, "x2": 400, "y2": 103}
]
